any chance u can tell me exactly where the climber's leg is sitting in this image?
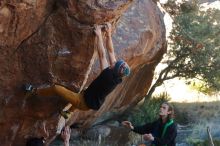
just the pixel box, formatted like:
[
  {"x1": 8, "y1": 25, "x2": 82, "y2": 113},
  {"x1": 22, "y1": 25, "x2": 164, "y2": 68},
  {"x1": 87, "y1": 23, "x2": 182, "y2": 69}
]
[
  {"x1": 37, "y1": 85, "x2": 90, "y2": 119},
  {"x1": 68, "y1": 92, "x2": 90, "y2": 111},
  {"x1": 58, "y1": 91, "x2": 89, "y2": 119},
  {"x1": 37, "y1": 85, "x2": 88, "y2": 110}
]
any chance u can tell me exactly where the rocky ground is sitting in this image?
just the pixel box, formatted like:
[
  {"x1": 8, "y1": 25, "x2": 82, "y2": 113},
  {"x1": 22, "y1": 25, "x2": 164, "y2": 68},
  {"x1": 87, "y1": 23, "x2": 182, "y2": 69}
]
[{"x1": 51, "y1": 101, "x2": 220, "y2": 146}]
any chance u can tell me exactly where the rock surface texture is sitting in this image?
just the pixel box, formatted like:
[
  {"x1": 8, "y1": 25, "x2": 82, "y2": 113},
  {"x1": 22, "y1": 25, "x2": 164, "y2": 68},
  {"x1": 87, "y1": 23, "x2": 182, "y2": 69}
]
[{"x1": 0, "y1": 0, "x2": 166, "y2": 145}]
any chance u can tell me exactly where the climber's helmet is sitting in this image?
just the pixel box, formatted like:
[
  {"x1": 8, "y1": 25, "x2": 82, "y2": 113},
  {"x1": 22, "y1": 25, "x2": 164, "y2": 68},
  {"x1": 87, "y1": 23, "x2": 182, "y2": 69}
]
[{"x1": 114, "y1": 59, "x2": 130, "y2": 77}]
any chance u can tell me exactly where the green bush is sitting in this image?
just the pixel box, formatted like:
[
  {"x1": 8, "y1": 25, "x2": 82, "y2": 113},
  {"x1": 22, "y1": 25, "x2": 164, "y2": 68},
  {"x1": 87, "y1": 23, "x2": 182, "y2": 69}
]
[{"x1": 128, "y1": 92, "x2": 170, "y2": 126}]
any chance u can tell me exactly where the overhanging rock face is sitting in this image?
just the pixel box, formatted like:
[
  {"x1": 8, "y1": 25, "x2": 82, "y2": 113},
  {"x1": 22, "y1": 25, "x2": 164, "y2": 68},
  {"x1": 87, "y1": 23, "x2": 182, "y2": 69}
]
[{"x1": 0, "y1": 0, "x2": 166, "y2": 145}]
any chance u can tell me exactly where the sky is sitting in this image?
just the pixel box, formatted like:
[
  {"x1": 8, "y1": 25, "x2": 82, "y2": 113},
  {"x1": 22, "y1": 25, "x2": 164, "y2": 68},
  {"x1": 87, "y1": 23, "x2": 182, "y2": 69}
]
[{"x1": 153, "y1": 78, "x2": 220, "y2": 102}]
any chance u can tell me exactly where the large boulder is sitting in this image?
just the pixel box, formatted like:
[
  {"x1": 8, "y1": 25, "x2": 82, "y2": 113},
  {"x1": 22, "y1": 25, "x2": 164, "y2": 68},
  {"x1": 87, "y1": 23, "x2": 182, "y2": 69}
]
[{"x1": 0, "y1": 0, "x2": 166, "y2": 145}]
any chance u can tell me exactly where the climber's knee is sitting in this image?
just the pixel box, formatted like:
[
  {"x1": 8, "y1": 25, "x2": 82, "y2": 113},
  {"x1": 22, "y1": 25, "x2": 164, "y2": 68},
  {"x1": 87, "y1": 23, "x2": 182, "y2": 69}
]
[{"x1": 53, "y1": 84, "x2": 66, "y2": 93}]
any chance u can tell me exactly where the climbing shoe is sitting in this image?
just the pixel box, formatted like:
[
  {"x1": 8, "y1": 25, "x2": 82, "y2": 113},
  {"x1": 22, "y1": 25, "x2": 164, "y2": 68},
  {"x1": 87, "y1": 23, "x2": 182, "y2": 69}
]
[
  {"x1": 60, "y1": 111, "x2": 71, "y2": 119},
  {"x1": 22, "y1": 84, "x2": 34, "y2": 92},
  {"x1": 22, "y1": 84, "x2": 37, "y2": 96}
]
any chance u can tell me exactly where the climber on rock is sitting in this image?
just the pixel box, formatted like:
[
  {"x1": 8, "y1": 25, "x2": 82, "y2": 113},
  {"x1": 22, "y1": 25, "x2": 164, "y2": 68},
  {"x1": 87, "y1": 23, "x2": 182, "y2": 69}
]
[{"x1": 23, "y1": 23, "x2": 130, "y2": 119}]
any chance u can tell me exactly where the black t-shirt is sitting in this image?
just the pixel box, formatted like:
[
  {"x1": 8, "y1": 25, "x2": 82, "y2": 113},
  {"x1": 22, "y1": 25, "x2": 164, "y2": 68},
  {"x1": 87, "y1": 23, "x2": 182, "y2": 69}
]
[
  {"x1": 84, "y1": 67, "x2": 122, "y2": 110},
  {"x1": 133, "y1": 119, "x2": 177, "y2": 146}
]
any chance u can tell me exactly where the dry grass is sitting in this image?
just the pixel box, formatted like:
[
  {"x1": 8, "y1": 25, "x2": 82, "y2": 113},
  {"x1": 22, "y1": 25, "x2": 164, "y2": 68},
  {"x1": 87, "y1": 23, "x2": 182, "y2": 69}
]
[
  {"x1": 173, "y1": 101, "x2": 220, "y2": 145},
  {"x1": 173, "y1": 101, "x2": 220, "y2": 124}
]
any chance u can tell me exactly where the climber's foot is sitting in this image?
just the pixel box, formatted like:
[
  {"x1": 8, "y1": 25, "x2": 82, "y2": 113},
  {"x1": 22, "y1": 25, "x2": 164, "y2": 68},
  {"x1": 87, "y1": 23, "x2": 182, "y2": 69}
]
[
  {"x1": 23, "y1": 84, "x2": 33, "y2": 92},
  {"x1": 22, "y1": 83, "x2": 37, "y2": 96},
  {"x1": 60, "y1": 110, "x2": 71, "y2": 119}
]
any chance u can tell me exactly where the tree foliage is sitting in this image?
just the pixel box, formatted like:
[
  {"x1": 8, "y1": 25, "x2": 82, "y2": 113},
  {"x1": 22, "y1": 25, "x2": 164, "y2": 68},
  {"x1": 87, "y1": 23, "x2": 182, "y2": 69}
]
[
  {"x1": 128, "y1": 93, "x2": 170, "y2": 125},
  {"x1": 146, "y1": 0, "x2": 220, "y2": 99}
]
